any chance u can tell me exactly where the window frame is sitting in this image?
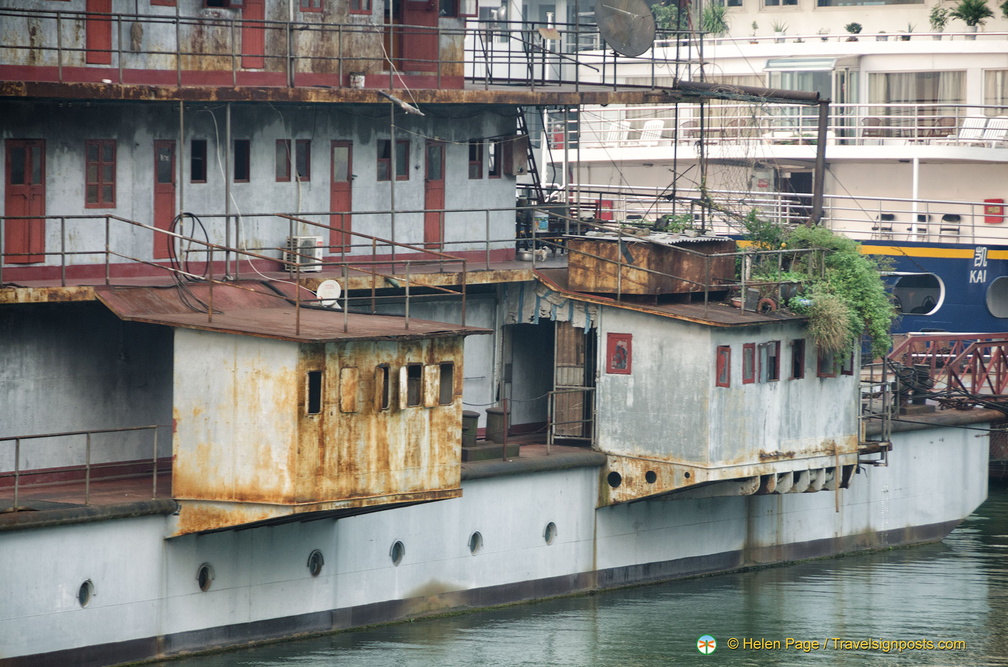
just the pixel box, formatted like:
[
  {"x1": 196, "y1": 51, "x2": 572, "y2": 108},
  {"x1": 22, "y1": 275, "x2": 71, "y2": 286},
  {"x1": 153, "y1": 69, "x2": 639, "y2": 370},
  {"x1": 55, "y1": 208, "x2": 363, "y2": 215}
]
[
  {"x1": 790, "y1": 339, "x2": 806, "y2": 380},
  {"x1": 296, "y1": 139, "x2": 311, "y2": 181},
  {"x1": 817, "y1": 349, "x2": 837, "y2": 378},
  {"x1": 468, "y1": 140, "x2": 484, "y2": 179},
  {"x1": 841, "y1": 350, "x2": 855, "y2": 376},
  {"x1": 299, "y1": 0, "x2": 322, "y2": 11},
  {"x1": 742, "y1": 343, "x2": 756, "y2": 384},
  {"x1": 85, "y1": 139, "x2": 116, "y2": 209},
  {"x1": 190, "y1": 138, "x2": 207, "y2": 183},
  {"x1": 276, "y1": 139, "x2": 292, "y2": 182},
  {"x1": 488, "y1": 139, "x2": 502, "y2": 178},
  {"x1": 716, "y1": 345, "x2": 731, "y2": 387},
  {"x1": 377, "y1": 139, "x2": 410, "y2": 182},
  {"x1": 233, "y1": 139, "x2": 251, "y2": 183},
  {"x1": 758, "y1": 340, "x2": 780, "y2": 383},
  {"x1": 349, "y1": 0, "x2": 372, "y2": 14}
]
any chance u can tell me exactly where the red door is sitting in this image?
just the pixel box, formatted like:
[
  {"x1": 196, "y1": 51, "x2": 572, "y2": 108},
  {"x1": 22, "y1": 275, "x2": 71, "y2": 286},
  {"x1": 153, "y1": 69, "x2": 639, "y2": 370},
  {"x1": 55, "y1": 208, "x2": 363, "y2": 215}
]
[
  {"x1": 330, "y1": 141, "x2": 353, "y2": 253},
  {"x1": 153, "y1": 141, "x2": 176, "y2": 260},
  {"x1": 400, "y1": 0, "x2": 438, "y2": 72},
  {"x1": 4, "y1": 140, "x2": 46, "y2": 264},
  {"x1": 85, "y1": 0, "x2": 113, "y2": 65},
  {"x1": 424, "y1": 140, "x2": 445, "y2": 249},
  {"x1": 242, "y1": 0, "x2": 266, "y2": 70}
]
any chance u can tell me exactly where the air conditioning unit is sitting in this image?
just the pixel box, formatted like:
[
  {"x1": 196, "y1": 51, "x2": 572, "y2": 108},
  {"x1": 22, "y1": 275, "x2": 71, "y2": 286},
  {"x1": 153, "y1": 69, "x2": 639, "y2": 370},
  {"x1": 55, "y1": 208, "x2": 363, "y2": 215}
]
[{"x1": 283, "y1": 236, "x2": 324, "y2": 272}]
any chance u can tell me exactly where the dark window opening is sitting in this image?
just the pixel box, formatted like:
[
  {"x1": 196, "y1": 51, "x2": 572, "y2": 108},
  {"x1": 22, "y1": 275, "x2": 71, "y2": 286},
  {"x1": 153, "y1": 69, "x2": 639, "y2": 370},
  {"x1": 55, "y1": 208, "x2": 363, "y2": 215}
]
[
  {"x1": 234, "y1": 139, "x2": 250, "y2": 182},
  {"x1": 276, "y1": 139, "x2": 291, "y2": 182},
  {"x1": 191, "y1": 139, "x2": 207, "y2": 183},
  {"x1": 350, "y1": 0, "x2": 371, "y2": 12},
  {"x1": 377, "y1": 365, "x2": 391, "y2": 410},
  {"x1": 817, "y1": 349, "x2": 836, "y2": 378},
  {"x1": 406, "y1": 364, "x2": 422, "y2": 407},
  {"x1": 841, "y1": 351, "x2": 855, "y2": 375},
  {"x1": 716, "y1": 345, "x2": 731, "y2": 387},
  {"x1": 891, "y1": 273, "x2": 941, "y2": 315},
  {"x1": 300, "y1": 0, "x2": 322, "y2": 11},
  {"x1": 296, "y1": 139, "x2": 311, "y2": 181},
  {"x1": 439, "y1": 362, "x2": 454, "y2": 404},
  {"x1": 742, "y1": 343, "x2": 755, "y2": 384},
  {"x1": 468, "y1": 141, "x2": 483, "y2": 179},
  {"x1": 377, "y1": 140, "x2": 409, "y2": 181},
  {"x1": 488, "y1": 140, "x2": 502, "y2": 178},
  {"x1": 791, "y1": 339, "x2": 806, "y2": 379},
  {"x1": 307, "y1": 370, "x2": 323, "y2": 414}
]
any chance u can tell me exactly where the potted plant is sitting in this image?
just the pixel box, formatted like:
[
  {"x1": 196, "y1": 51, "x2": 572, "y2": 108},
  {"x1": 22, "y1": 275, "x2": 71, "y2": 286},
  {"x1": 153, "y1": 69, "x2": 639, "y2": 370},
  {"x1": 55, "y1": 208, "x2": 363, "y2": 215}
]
[
  {"x1": 702, "y1": 3, "x2": 730, "y2": 38},
  {"x1": 929, "y1": 4, "x2": 949, "y2": 38},
  {"x1": 817, "y1": 27, "x2": 830, "y2": 41},
  {"x1": 1002, "y1": 0, "x2": 1008, "y2": 18},
  {"x1": 750, "y1": 20, "x2": 759, "y2": 43},
  {"x1": 844, "y1": 22, "x2": 862, "y2": 41},
  {"x1": 950, "y1": 0, "x2": 994, "y2": 37},
  {"x1": 900, "y1": 22, "x2": 915, "y2": 40},
  {"x1": 771, "y1": 19, "x2": 788, "y2": 43}
]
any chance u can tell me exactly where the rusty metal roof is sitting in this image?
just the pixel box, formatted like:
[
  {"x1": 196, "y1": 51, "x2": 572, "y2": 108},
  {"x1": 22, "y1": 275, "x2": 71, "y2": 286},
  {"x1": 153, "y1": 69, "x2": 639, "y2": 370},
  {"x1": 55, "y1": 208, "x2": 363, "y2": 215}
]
[
  {"x1": 95, "y1": 282, "x2": 489, "y2": 343},
  {"x1": 534, "y1": 269, "x2": 804, "y2": 327}
]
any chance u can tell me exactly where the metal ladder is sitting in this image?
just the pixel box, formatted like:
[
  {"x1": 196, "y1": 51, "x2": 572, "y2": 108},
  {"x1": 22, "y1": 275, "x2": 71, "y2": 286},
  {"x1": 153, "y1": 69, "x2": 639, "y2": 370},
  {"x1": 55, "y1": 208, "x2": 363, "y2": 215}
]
[{"x1": 516, "y1": 106, "x2": 545, "y2": 205}]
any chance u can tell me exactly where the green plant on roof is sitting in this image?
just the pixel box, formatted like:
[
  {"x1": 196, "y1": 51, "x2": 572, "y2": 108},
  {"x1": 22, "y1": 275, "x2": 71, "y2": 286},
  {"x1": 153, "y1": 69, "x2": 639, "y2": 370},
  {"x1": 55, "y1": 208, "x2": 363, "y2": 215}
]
[
  {"x1": 702, "y1": 3, "x2": 730, "y2": 36},
  {"x1": 771, "y1": 19, "x2": 789, "y2": 32},
  {"x1": 929, "y1": 4, "x2": 950, "y2": 30},
  {"x1": 651, "y1": 1, "x2": 688, "y2": 32},
  {"x1": 844, "y1": 22, "x2": 863, "y2": 34}
]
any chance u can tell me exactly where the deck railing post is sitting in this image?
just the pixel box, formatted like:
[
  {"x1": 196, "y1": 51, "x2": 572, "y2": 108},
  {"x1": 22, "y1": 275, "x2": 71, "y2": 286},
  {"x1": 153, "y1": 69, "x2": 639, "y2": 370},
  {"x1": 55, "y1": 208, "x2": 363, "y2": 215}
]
[
  {"x1": 105, "y1": 216, "x2": 111, "y2": 285},
  {"x1": 152, "y1": 426, "x2": 159, "y2": 499},
  {"x1": 404, "y1": 261, "x2": 411, "y2": 330},
  {"x1": 60, "y1": 217, "x2": 67, "y2": 287},
  {"x1": 84, "y1": 432, "x2": 91, "y2": 505},
  {"x1": 13, "y1": 438, "x2": 20, "y2": 512}
]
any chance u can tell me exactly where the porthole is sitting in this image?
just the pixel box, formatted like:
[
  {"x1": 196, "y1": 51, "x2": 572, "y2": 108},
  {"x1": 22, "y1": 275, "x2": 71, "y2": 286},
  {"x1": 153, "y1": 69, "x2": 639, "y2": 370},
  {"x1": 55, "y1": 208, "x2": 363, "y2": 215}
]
[
  {"x1": 197, "y1": 563, "x2": 215, "y2": 592},
  {"x1": 78, "y1": 579, "x2": 94, "y2": 608},
  {"x1": 468, "y1": 531, "x2": 483, "y2": 555},
  {"x1": 607, "y1": 471, "x2": 622, "y2": 488},
  {"x1": 390, "y1": 540, "x2": 406, "y2": 566},
  {"x1": 544, "y1": 522, "x2": 557, "y2": 545},
  {"x1": 890, "y1": 273, "x2": 943, "y2": 315},
  {"x1": 307, "y1": 549, "x2": 324, "y2": 577},
  {"x1": 684, "y1": 471, "x2": 691, "y2": 479},
  {"x1": 645, "y1": 470, "x2": 657, "y2": 484},
  {"x1": 987, "y1": 276, "x2": 1008, "y2": 318}
]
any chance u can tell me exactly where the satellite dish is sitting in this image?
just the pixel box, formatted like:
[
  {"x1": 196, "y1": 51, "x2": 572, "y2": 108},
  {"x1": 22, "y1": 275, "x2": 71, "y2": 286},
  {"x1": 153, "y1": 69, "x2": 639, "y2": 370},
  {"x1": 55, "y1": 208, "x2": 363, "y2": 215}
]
[
  {"x1": 316, "y1": 279, "x2": 342, "y2": 310},
  {"x1": 595, "y1": 0, "x2": 657, "y2": 58}
]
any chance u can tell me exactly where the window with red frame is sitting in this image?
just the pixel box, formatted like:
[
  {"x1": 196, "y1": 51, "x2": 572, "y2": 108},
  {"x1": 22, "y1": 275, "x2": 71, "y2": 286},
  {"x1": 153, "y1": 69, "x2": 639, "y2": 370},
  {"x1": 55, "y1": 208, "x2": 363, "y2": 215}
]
[
  {"x1": 468, "y1": 141, "x2": 484, "y2": 179},
  {"x1": 299, "y1": 0, "x2": 322, "y2": 11},
  {"x1": 488, "y1": 139, "x2": 502, "y2": 178},
  {"x1": 716, "y1": 345, "x2": 731, "y2": 387},
  {"x1": 85, "y1": 139, "x2": 116, "y2": 208},
  {"x1": 350, "y1": 0, "x2": 371, "y2": 13},
  {"x1": 276, "y1": 139, "x2": 291, "y2": 182},
  {"x1": 840, "y1": 350, "x2": 855, "y2": 375},
  {"x1": 296, "y1": 139, "x2": 311, "y2": 181},
  {"x1": 758, "y1": 341, "x2": 780, "y2": 382},
  {"x1": 742, "y1": 343, "x2": 755, "y2": 384},
  {"x1": 817, "y1": 349, "x2": 836, "y2": 378},
  {"x1": 377, "y1": 140, "x2": 409, "y2": 181}
]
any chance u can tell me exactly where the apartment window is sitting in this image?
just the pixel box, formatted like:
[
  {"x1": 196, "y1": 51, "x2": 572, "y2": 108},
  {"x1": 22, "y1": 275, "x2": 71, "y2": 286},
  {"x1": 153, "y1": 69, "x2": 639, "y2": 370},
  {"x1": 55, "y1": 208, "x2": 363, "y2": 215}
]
[
  {"x1": 300, "y1": 0, "x2": 322, "y2": 11},
  {"x1": 716, "y1": 346, "x2": 731, "y2": 387},
  {"x1": 350, "y1": 0, "x2": 371, "y2": 13},
  {"x1": 191, "y1": 139, "x2": 207, "y2": 183},
  {"x1": 233, "y1": 139, "x2": 250, "y2": 182},
  {"x1": 439, "y1": 362, "x2": 455, "y2": 404},
  {"x1": 817, "y1": 349, "x2": 836, "y2": 378},
  {"x1": 488, "y1": 140, "x2": 502, "y2": 178},
  {"x1": 742, "y1": 343, "x2": 756, "y2": 384},
  {"x1": 85, "y1": 139, "x2": 116, "y2": 208},
  {"x1": 307, "y1": 370, "x2": 323, "y2": 415},
  {"x1": 758, "y1": 341, "x2": 780, "y2": 382},
  {"x1": 984, "y1": 70, "x2": 1008, "y2": 116},
  {"x1": 790, "y1": 339, "x2": 806, "y2": 379},
  {"x1": 377, "y1": 140, "x2": 409, "y2": 181},
  {"x1": 468, "y1": 141, "x2": 484, "y2": 179}
]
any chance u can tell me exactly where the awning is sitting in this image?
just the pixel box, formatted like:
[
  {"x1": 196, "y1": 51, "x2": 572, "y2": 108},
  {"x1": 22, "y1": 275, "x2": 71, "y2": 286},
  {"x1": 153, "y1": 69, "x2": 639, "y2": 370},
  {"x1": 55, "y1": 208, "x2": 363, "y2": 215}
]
[{"x1": 764, "y1": 56, "x2": 861, "y2": 72}]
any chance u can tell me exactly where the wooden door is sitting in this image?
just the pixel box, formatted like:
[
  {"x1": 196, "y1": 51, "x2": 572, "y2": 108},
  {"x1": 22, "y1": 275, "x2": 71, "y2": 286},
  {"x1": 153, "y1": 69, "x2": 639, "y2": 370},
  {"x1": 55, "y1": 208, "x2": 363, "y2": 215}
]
[
  {"x1": 553, "y1": 321, "x2": 589, "y2": 439},
  {"x1": 330, "y1": 141, "x2": 353, "y2": 252},
  {"x1": 4, "y1": 140, "x2": 46, "y2": 264},
  {"x1": 241, "y1": 0, "x2": 266, "y2": 69},
  {"x1": 85, "y1": 0, "x2": 113, "y2": 65},
  {"x1": 153, "y1": 141, "x2": 176, "y2": 260},
  {"x1": 423, "y1": 140, "x2": 445, "y2": 249},
  {"x1": 400, "y1": 0, "x2": 438, "y2": 72}
]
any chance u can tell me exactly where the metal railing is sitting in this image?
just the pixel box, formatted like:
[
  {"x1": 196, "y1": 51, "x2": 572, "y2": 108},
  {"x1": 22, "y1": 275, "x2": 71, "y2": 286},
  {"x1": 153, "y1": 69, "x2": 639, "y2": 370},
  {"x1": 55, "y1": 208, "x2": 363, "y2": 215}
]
[{"x1": 0, "y1": 425, "x2": 169, "y2": 512}]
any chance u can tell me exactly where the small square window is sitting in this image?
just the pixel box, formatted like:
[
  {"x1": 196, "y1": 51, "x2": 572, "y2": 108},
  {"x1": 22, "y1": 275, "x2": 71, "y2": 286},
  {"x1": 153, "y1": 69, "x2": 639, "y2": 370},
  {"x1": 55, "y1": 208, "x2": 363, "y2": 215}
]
[{"x1": 716, "y1": 345, "x2": 731, "y2": 387}]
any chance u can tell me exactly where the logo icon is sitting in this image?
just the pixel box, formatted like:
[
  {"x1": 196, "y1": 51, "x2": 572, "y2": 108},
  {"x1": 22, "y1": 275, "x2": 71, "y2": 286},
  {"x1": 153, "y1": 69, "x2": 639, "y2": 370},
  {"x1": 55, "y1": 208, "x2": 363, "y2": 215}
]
[{"x1": 697, "y1": 635, "x2": 717, "y2": 655}]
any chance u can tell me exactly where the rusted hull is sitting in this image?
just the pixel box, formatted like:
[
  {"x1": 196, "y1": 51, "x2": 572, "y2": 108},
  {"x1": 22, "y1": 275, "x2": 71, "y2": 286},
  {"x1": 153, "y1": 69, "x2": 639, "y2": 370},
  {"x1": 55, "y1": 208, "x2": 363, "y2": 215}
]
[{"x1": 567, "y1": 237, "x2": 736, "y2": 295}]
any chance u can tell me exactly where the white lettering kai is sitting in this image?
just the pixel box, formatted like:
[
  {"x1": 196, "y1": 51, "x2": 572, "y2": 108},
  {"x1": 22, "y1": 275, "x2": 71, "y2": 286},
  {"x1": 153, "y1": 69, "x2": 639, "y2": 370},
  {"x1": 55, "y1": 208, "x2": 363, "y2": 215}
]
[{"x1": 970, "y1": 269, "x2": 987, "y2": 284}]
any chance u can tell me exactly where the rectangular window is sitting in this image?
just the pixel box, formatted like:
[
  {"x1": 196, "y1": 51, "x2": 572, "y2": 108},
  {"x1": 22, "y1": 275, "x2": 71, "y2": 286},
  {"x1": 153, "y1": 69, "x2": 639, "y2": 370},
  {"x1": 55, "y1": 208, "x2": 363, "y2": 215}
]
[
  {"x1": 817, "y1": 349, "x2": 836, "y2": 378},
  {"x1": 350, "y1": 0, "x2": 371, "y2": 13},
  {"x1": 488, "y1": 140, "x2": 502, "y2": 178},
  {"x1": 790, "y1": 339, "x2": 806, "y2": 379},
  {"x1": 726, "y1": 0, "x2": 741, "y2": 5},
  {"x1": 377, "y1": 365, "x2": 391, "y2": 410},
  {"x1": 439, "y1": 362, "x2": 455, "y2": 404},
  {"x1": 439, "y1": 0, "x2": 475, "y2": 16},
  {"x1": 234, "y1": 139, "x2": 250, "y2": 182},
  {"x1": 377, "y1": 140, "x2": 409, "y2": 181},
  {"x1": 818, "y1": 0, "x2": 920, "y2": 5},
  {"x1": 742, "y1": 343, "x2": 756, "y2": 384},
  {"x1": 276, "y1": 139, "x2": 291, "y2": 182},
  {"x1": 152, "y1": 0, "x2": 175, "y2": 6},
  {"x1": 85, "y1": 139, "x2": 116, "y2": 208},
  {"x1": 296, "y1": 139, "x2": 311, "y2": 181},
  {"x1": 758, "y1": 341, "x2": 780, "y2": 382},
  {"x1": 841, "y1": 351, "x2": 855, "y2": 375},
  {"x1": 191, "y1": 139, "x2": 207, "y2": 183},
  {"x1": 984, "y1": 70, "x2": 1008, "y2": 116},
  {"x1": 299, "y1": 0, "x2": 322, "y2": 11},
  {"x1": 468, "y1": 140, "x2": 484, "y2": 179},
  {"x1": 307, "y1": 370, "x2": 323, "y2": 415},
  {"x1": 406, "y1": 363, "x2": 422, "y2": 407},
  {"x1": 716, "y1": 346, "x2": 731, "y2": 387}
]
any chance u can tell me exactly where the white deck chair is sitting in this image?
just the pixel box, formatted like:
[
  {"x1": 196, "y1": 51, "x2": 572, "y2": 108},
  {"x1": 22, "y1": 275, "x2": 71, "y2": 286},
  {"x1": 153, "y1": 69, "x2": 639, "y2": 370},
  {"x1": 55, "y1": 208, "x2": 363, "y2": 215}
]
[
  {"x1": 638, "y1": 119, "x2": 664, "y2": 146},
  {"x1": 939, "y1": 116, "x2": 987, "y2": 145},
  {"x1": 603, "y1": 121, "x2": 629, "y2": 147},
  {"x1": 979, "y1": 117, "x2": 1008, "y2": 147}
]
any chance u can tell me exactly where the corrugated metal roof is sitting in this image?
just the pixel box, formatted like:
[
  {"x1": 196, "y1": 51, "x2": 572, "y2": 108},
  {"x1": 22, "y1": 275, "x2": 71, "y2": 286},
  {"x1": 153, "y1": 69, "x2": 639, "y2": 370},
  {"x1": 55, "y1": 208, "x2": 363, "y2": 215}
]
[{"x1": 95, "y1": 282, "x2": 489, "y2": 343}]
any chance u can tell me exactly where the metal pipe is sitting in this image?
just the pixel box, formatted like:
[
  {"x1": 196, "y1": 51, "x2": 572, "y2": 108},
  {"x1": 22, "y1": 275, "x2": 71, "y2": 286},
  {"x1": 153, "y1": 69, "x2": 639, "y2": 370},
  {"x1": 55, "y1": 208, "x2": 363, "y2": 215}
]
[
  {"x1": 152, "y1": 426, "x2": 159, "y2": 499},
  {"x1": 809, "y1": 100, "x2": 829, "y2": 226},
  {"x1": 13, "y1": 438, "x2": 20, "y2": 512},
  {"x1": 84, "y1": 432, "x2": 91, "y2": 505}
]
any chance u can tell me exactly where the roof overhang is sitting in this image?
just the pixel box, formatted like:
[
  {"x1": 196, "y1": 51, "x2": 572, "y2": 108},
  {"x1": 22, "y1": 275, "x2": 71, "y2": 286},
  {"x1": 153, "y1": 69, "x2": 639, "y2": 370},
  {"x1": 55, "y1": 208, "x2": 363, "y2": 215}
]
[{"x1": 764, "y1": 56, "x2": 861, "y2": 72}]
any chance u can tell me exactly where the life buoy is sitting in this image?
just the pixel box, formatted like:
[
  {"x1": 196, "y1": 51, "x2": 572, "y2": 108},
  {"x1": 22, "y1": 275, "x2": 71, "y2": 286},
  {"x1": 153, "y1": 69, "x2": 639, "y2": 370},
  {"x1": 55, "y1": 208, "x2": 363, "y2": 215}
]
[{"x1": 757, "y1": 297, "x2": 778, "y2": 313}]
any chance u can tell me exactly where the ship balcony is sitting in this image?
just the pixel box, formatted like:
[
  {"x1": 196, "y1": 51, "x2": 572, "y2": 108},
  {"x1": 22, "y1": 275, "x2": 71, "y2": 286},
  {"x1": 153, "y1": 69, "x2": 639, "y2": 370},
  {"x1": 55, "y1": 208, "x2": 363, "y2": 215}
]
[{"x1": 545, "y1": 102, "x2": 1008, "y2": 164}]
